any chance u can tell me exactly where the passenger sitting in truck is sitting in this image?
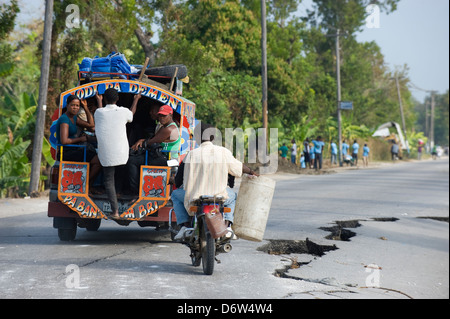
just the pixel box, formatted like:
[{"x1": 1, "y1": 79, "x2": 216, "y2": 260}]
[
  {"x1": 77, "y1": 93, "x2": 103, "y2": 134},
  {"x1": 127, "y1": 99, "x2": 160, "y2": 148},
  {"x1": 125, "y1": 104, "x2": 180, "y2": 195},
  {"x1": 56, "y1": 94, "x2": 102, "y2": 189},
  {"x1": 131, "y1": 104, "x2": 181, "y2": 159}
]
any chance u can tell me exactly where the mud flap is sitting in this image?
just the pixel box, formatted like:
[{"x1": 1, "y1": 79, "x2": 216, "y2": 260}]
[
  {"x1": 118, "y1": 166, "x2": 171, "y2": 220},
  {"x1": 57, "y1": 161, "x2": 107, "y2": 219},
  {"x1": 57, "y1": 162, "x2": 171, "y2": 221}
]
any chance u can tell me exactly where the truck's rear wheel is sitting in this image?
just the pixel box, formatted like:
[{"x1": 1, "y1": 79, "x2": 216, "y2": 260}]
[
  {"x1": 86, "y1": 219, "x2": 101, "y2": 231},
  {"x1": 54, "y1": 217, "x2": 77, "y2": 241},
  {"x1": 58, "y1": 228, "x2": 77, "y2": 241}
]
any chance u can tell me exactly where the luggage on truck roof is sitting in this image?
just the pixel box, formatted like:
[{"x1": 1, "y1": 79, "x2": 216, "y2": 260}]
[
  {"x1": 78, "y1": 52, "x2": 188, "y2": 92},
  {"x1": 79, "y1": 52, "x2": 136, "y2": 79}
]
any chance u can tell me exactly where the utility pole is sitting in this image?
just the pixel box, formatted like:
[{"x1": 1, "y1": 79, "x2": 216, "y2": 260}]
[
  {"x1": 395, "y1": 75, "x2": 409, "y2": 153},
  {"x1": 326, "y1": 29, "x2": 348, "y2": 166},
  {"x1": 29, "y1": 0, "x2": 53, "y2": 196},
  {"x1": 409, "y1": 83, "x2": 438, "y2": 152},
  {"x1": 430, "y1": 91, "x2": 436, "y2": 149},
  {"x1": 425, "y1": 100, "x2": 429, "y2": 140},
  {"x1": 261, "y1": 0, "x2": 268, "y2": 135},
  {"x1": 336, "y1": 29, "x2": 343, "y2": 167}
]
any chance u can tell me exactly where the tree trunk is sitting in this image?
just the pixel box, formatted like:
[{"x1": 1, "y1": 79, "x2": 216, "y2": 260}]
[{"x1": 134, "y1": 24, "x2": 156, "y2": 65}]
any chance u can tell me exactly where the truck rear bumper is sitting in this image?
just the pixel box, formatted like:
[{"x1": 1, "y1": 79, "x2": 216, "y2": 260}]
[{"x1": 48, "y1": 201, "x2": 176, "y2": 222}]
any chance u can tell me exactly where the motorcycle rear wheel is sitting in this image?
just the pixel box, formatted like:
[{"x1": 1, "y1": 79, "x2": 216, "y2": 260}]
[{"x1": 200, "y1": 216, "x2": 215, "y2": 275}]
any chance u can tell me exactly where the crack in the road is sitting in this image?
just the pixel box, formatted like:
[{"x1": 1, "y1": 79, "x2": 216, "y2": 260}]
[
  {"x1": 283, "y1": 290, "x2": 357, "y2": 299},
  {"x1": 55, "y1": 245, "x2": 149, "y2": 281},
  {"x1": 371, "y1": 217, "x2": 399, "y2": 222},
  {"x1": 78, "y1": 249, "x2": 130, "y2": 268},
  {"x1": 319, "y1": 220, "x2": 361, "y2": 241},
  {"x1": 257, "y1": 238, "x2": 337, "y2": 257},
  {"x1": 259, "y1": 217, "x2": 401, "y2": 294},
  {"x1": 417, "y1": 216, "x2": 449, "y2": 223},
  {"x1": 257, "y1": 238, "x2": 338, "y2": 282},
  {"x1": 263, "y1": 217, "x2": 415, "y2": 299}
]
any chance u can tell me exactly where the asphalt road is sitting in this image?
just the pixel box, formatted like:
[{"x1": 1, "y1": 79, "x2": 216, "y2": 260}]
[{"x1": 0, "y1": 158, "x2": 448, "y2": 301}]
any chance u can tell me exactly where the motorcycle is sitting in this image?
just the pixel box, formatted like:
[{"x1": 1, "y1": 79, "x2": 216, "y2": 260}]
[{"x1": 169, "y1": 195, "x2": 233, "y2": 275}]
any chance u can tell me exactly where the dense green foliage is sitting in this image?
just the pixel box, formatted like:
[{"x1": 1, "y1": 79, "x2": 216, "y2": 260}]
[
  {"x1": 0, "y1": 0, "x2": 448, "y2": 196},
  {"x1": 0, "y1": 0, "x2": 19, "y2": 77}
]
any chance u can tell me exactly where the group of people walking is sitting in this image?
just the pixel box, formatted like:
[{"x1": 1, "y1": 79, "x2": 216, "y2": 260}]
[{"x1": 280, "y1": 137, "x2": 371, "y2": 169}]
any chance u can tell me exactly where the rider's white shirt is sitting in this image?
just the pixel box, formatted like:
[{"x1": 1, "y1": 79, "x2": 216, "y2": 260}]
[{"x1": 183, "y1": 141, "x2": 242, "y2": 213}]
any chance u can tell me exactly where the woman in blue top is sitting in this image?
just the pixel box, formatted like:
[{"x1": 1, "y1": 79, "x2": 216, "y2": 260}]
[{"x1": 56, "y1": 95, "x2": 101, "y2": 186}]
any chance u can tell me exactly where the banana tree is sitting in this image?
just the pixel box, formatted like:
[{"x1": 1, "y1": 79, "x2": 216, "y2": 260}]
[
  {"x1": 0, "y1": 91, "x2": 53, "y2": 197},
  {"x1": 0, "y1": 136, "x2": 31, "y2": 197},
  {"x1": 274, "y1": 115, "x2": 318, "y2": 152}
]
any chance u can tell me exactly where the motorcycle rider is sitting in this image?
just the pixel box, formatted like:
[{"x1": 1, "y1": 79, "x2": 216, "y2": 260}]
[{"x1": 172, "y1": 122, "x2": 258, "y2": 240}]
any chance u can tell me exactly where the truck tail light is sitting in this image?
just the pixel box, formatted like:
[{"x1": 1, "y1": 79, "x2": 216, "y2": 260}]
[{"x1": 50, "y1": 165, "x2": 60, "y2": 189}]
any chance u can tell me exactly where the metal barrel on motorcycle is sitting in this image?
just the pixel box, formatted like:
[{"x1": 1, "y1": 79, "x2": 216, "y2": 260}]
[
  {"x1": 203, "y1": 203, "x2": 228, "y2": 239},
  {"x1": 232, "y1": 174, "x2": 276, "y2": 242}
]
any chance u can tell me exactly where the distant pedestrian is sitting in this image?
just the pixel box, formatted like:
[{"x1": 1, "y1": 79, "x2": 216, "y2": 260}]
[
  {"x1": 362, "y1": 143, "x2": 370, "y2": 167},
  {"x1": 417, "y1": 140, "x2": 424, "y2": 160},
  {"x1": 303, "y1": 138, "x2": 311, "y2": 168},
  {"x1": 300, "y1": 153, "x2": 306, "y2": 169},
  {"x1": 309, "y1": 144, "x2": 315, "y2": 169},
  {"x1": 431, "y1": 145, "x2": 437, "y2": 160},
  {"x1": 291, "y1": 139, "x2": 297, "y2": 165},
  {"x1": 352, "y1": 140, "x2": 359, "y2": 166},
  {"x1": 330, "y1": 140, "x2": 338, "y2": 165},
  {"x1": 313, "y1": 136, "x2": 325, "y2": 170},
  {"x1": 342, "y1": 140, "x2": 349, "y2": 158},
  {"x1": 391, "y1": 141, "x2": 399, "y2": 161},
  {"x1": 279, "y1": 143, "x2": 289, "y2": 160}
]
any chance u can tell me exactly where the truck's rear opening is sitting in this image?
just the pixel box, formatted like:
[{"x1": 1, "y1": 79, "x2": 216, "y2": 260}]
[{"x1": 48, "y1": 72, "x2": 195, "y2": 241}]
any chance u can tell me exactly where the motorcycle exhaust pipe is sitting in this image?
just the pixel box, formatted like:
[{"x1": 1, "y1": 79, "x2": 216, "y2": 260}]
[{"x1": 217, "y1": 243, "x2": 232, "y2": 253}]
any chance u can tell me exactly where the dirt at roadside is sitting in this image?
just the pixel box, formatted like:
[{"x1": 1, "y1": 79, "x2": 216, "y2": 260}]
[
  {"x1": 247, "y1": 156, "x2": 421, "y2": 176},
  {"x1": 247, "y1": 156, "x2": 339, "y2": 175}
]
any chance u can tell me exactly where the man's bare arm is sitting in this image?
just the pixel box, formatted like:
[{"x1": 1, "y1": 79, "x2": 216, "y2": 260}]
[
  {"x1": 130, "y1": 93, "x2": 141, "y2": 115},
  {"x1": 243, "y1": 164, "x2": 259, "y2": 176}
]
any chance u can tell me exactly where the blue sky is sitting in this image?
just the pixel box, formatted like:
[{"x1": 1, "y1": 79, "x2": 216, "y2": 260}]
[
  {"x1": 358, "y1": 0, "x2": 449, "y2": 102},
  {"x1": 12, "y1": 0, "x2": 450, "y2": 102},
  {"x1": 297, "y1": 0, "x2": 449, "y2": 102}
]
